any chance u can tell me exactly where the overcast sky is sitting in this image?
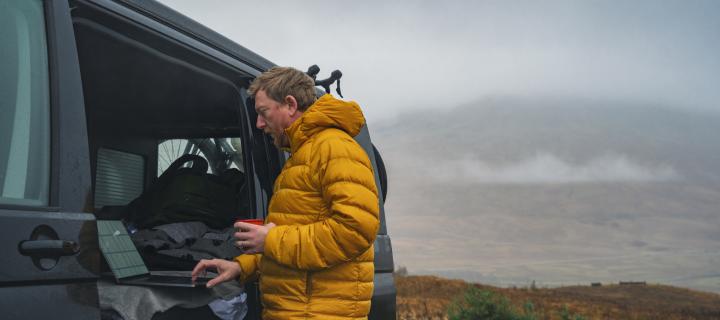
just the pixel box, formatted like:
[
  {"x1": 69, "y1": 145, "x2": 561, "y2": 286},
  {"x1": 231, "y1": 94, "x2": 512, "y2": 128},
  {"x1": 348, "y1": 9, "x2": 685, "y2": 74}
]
[{"x1": 157, "y1": 0, "x2": 720, "y2": 122}]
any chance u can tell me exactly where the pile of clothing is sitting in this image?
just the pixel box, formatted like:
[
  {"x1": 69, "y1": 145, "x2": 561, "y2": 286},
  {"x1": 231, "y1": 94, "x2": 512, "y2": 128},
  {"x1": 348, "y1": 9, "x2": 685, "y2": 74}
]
[{"x1": 99, "y1": 221, "x2": 247, "y2": 320}]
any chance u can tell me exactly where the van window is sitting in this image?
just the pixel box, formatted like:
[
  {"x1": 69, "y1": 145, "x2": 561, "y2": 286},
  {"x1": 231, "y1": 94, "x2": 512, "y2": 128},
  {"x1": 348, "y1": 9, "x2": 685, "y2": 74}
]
[
  {"x1": 95, "y1": 148, "x2": 145, "y2": 208},
  {"x1": 0, "y1": 0, "x2": 50, "y2": 206},
  {"x1": 158, "y1": 137, "x2": 244, "y2": 176},
  {"x1": 72, "y1": 3, "x2": 255, "y2": 223}
]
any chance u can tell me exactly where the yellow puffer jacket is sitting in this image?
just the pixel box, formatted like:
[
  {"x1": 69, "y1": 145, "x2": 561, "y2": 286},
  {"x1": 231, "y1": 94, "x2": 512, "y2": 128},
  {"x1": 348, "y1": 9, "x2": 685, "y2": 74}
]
[{"x1": 235, "y1": 94, "x2": 380, "y2": 319}]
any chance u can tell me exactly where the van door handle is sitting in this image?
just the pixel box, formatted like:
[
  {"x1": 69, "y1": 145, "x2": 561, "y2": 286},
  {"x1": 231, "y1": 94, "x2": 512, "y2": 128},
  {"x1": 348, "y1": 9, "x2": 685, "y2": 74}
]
[{"x1": 18, "y1": 240, "x2": 79, "y2": 257}]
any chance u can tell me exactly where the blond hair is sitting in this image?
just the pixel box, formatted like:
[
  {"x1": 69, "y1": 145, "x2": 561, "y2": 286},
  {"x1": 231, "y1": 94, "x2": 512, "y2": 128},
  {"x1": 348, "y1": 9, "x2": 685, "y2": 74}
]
[{"x1": 248, "y1": 66, "x2": 317, "y2": 111}]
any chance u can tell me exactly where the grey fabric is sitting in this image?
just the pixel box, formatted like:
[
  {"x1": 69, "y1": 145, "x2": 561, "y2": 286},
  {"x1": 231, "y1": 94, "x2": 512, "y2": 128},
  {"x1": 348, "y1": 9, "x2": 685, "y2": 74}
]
[
  {"x1": 154, "y1": 221, "x2": 208, "y2": 243},
  {"x1": 131, "y1": 228, "x2": 179, "y2": 250},
  {"x1": 158, "y1": 236, "x2": 239, "y2": 261},
  {"x1": 202, "y1": 229, "x2": 231, "y2": 241},
  {"x1": 101, "y1": 309, "x2": 125, "y2": 320},
  {"x1": 99, "y1": 271, "x2": 245, "y2": 320},
  {"x1": 131, "y1": 222, "x2": 241, "y2": 260}
]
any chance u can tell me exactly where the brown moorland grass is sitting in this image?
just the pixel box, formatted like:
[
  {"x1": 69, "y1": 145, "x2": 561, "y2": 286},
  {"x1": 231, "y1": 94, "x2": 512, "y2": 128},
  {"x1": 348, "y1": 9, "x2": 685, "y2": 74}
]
[{"x1": 396, "y1": 275, "x2": 720, "y2": 320}]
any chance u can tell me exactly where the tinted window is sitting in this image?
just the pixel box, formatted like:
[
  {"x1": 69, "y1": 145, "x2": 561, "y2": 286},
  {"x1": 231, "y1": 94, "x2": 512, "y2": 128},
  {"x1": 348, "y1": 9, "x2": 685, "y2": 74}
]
[
  {"x1": 95, "y1": 148, "x2": 145, "y2": 208},
  {"x1": 0, "y1": 0, "x2": 50, "y2": 206},
  {"x1": 157, "y1": 138, "x2": 245, "y2": 176}
]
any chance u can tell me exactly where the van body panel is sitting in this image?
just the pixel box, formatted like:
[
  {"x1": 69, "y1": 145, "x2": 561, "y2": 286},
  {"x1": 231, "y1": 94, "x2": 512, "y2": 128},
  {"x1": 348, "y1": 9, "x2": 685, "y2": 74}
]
[
  {"x1": 0, "y1": 1, "x2": 99, "y2": 319},
  {"x1": 76, "y1": 0, "x2": 266, "y2": 77},
  {"x1": 0, "y1": 283, "x2": 100, "y2": 320},
  {"x1": 0, "y1": 211, "x2": 98, "y2": 283},
  {"x1": 110, "y1": 0, "x2": 275, "y2": 71}
]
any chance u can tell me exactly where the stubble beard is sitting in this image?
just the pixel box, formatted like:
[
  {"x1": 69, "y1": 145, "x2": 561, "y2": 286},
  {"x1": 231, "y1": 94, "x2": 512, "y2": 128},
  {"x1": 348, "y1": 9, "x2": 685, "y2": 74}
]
[{"x1": 270, "y1": 131, "x2": 290, "y2": 149}]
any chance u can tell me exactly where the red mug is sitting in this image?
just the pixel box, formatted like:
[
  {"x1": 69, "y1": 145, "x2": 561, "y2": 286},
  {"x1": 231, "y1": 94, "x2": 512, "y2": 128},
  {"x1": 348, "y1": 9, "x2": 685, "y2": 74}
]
[{"x1": 236, "y1": 218, "x2": 264, "y2": 226}]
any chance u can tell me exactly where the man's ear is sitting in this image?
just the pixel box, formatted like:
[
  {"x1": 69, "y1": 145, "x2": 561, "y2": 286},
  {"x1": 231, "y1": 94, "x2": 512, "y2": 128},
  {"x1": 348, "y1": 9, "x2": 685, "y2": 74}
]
[{"x1": 284, "y1": 95, "x2": 299, "y2": 115}]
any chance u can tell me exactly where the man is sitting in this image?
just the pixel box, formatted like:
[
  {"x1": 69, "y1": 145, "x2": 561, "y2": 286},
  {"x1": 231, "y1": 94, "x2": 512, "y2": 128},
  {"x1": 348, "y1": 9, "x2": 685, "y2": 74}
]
[{"x1": 192, "y1": 66, "x2": 380, "y2": 319}]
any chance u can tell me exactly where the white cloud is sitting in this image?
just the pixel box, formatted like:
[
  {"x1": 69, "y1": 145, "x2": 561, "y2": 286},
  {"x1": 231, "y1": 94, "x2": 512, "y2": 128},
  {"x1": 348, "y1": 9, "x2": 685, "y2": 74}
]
[{"x1": 433, "y1": 153, "x2": 679, "y2": 184}]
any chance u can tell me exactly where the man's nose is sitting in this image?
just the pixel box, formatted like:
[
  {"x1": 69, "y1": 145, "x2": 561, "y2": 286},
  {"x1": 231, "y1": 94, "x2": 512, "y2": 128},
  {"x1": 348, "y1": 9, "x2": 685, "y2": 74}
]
[{"x1": 256, "y1": 115, "x2": 266, "y2": 129}]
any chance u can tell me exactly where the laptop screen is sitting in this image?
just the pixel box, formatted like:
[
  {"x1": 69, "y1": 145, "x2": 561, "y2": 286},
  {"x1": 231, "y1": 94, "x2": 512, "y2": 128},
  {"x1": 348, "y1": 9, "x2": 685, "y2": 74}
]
[{"x1": 97, "y1": 220, "x2": 149, "y2": 279}]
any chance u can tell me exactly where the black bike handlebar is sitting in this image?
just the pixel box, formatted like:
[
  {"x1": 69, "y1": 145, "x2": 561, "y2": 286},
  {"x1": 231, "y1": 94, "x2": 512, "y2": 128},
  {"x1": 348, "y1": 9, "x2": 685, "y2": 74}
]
[
  {"x1": 306, "y1": 65, "x2": 320, "y2": 80},
  {"x1": 306, "y1": 65, "x2": 343, "y2": 98}
]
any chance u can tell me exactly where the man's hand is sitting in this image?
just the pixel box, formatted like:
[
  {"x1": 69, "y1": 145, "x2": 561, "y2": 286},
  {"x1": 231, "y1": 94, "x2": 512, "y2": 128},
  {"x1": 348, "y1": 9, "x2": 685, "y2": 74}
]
[
  {"x1": 192, "y1": 258, "x2": 241, "y2": 288},
  {"x1": 234, "y1": 221, "x2": 276, "y2": 254}
]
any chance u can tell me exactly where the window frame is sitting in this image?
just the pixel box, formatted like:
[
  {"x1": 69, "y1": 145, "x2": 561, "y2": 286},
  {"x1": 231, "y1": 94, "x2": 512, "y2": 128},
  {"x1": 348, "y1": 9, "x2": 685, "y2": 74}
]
[{"x1": 46, "y1": 0, "x2": 91, "y2": 213}]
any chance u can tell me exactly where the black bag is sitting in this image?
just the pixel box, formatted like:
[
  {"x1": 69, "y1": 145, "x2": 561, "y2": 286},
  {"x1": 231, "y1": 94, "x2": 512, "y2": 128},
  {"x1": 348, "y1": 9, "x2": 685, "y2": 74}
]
[{"x1": 128, "y1": 154, "x2": 246, "y2": 229}]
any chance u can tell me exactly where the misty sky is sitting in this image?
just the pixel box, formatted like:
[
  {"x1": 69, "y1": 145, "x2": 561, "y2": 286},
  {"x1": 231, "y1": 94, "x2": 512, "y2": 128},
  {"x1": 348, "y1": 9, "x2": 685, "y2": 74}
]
[{"x1": 157, "y1": 0, "x2": 720, "y2": 122}]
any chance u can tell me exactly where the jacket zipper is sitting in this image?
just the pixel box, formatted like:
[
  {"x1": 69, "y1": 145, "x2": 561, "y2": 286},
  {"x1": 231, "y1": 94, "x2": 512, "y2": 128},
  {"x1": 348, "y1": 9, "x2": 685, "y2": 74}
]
[{"x1": 305, "y1": 272, "x2": 313, "y2": 299}]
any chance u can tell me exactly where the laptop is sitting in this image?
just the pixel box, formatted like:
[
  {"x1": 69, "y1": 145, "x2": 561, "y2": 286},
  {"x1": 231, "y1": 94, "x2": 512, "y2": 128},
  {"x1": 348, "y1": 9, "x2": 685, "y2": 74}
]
[{"x1": 97, "y1": 220, "x2": 214, "y2": 288}]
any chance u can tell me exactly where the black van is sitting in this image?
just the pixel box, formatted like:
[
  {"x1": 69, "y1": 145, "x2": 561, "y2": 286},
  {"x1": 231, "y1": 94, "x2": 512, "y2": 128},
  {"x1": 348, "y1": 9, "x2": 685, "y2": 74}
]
[{"x1": 0, "y1": 0, "x2": 395, "y2": 319}]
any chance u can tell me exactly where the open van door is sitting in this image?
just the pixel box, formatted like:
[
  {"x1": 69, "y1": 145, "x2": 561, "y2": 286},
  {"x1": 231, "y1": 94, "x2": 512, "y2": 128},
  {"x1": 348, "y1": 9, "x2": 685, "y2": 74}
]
[{"x1": 0, "y1": 0, "x2": 99, "y2": 319}]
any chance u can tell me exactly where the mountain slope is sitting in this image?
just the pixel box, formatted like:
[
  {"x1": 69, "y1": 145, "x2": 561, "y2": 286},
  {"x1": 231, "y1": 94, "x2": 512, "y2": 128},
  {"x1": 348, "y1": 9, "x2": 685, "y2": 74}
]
[{"x1": 372, "y1": 97, "x2": 720, "y2": 293}]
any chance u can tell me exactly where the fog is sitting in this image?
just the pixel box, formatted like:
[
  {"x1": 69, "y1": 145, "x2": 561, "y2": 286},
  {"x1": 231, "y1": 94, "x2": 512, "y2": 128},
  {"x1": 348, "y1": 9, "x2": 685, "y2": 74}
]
[
  {"x1": 376, "y1": 99, "x2": 720, "y2": 292},
  {"x1": 158, "y1": 0, "x2": 720, "y2": 122},
  {"x1": 428, "y1": 153, "x2": 679, "y2": 184}
]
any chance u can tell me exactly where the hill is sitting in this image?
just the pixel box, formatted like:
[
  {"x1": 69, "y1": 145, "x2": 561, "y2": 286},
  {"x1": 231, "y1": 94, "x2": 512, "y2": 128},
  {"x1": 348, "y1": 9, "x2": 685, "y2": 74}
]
[
  {"x1": 396, "y1": 274, "x2": 720, "y2": 320},
  {"x1": 372, "y1": 97, "x2": 720, "y2": 293}
]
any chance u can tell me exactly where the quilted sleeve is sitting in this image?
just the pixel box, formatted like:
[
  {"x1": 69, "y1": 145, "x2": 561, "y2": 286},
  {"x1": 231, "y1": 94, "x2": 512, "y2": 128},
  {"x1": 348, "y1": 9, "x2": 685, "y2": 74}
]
[
  {"x1": 234, "y1": 253, "x2": 261, "y2": 283},
  {"x1": 264, "y1": 135, "x2": 380, "y2": 271}
]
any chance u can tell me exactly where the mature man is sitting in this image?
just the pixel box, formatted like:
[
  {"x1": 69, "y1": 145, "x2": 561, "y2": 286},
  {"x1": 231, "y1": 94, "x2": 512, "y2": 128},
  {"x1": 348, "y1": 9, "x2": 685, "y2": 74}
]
[{"x1": 192, "y1": 67, "x2": 380, "y2": 319}]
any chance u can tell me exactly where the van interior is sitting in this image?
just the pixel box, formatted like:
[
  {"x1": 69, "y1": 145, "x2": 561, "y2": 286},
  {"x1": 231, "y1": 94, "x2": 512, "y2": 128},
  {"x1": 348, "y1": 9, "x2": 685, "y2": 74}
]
[
  {"x1": 70, "y1": 2, "x2": 266, "y2": 319},
  {"x1": 71, "y1": 3, "x2": 260, "y2": 217}
]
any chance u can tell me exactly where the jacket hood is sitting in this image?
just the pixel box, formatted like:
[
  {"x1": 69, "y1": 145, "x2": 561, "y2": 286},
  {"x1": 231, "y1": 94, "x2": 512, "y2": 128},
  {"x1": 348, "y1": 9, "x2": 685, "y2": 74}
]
[{"x1": 285, "y1": 94, "x2": 366, "y2": 153}]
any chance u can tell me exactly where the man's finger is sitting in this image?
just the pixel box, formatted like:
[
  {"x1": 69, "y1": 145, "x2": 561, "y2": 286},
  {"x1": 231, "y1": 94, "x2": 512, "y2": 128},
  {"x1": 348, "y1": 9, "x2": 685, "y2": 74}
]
[
  {"x1": 235, "y1": 240, "x2": 252, "y2": 248},
  {"x1": 236, "y1": 222, "x2": 249, "y2": 229},
  {"x1": 192, "y1": 259, "x2": 211, "y2": 278},
  {"x1": 234, "y1": 222, "x2": 257, "y2": 232},
  {"x1": 206, "y1": 272, "x2": 231, "y2": 288},
  {"x1": 234, "y1": 231, "x2": 251, "y2": 240}
]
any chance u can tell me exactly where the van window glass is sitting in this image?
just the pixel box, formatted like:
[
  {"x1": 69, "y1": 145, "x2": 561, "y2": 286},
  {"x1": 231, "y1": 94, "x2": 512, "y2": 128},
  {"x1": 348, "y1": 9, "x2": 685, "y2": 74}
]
[
  {"x1": 157, "y1": 138, "x2": 244, "y2": 176},
  {"x1": 95, "y1": 148, "x2": 145, "y2": 208},
  {"x1": 0, "y1": 0, "x2": 50, "y2": 206}
]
